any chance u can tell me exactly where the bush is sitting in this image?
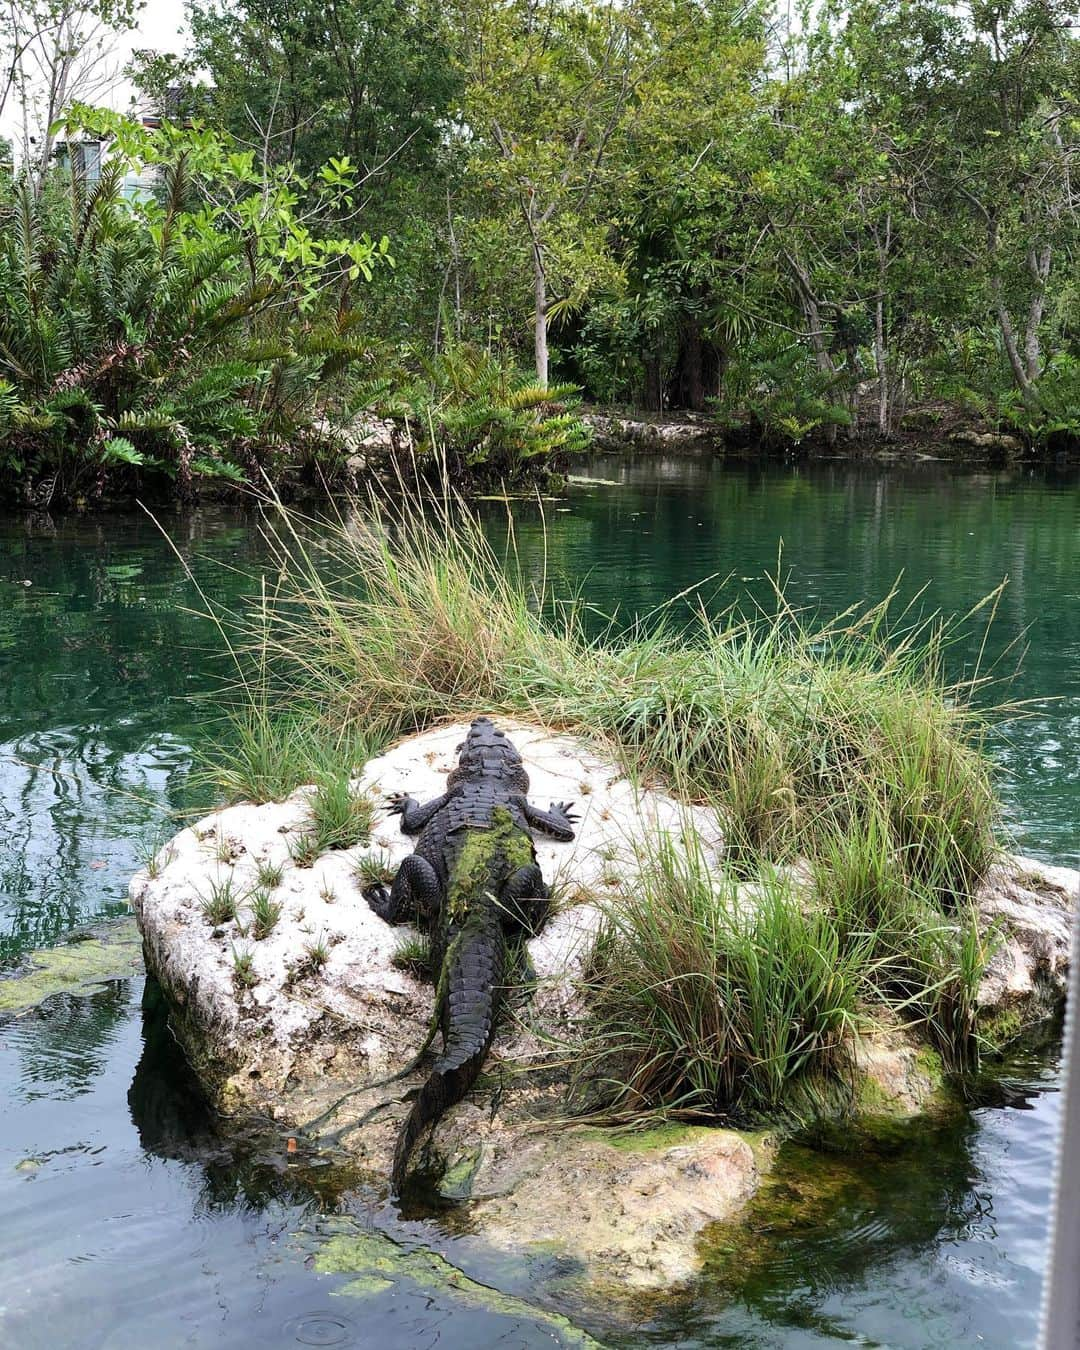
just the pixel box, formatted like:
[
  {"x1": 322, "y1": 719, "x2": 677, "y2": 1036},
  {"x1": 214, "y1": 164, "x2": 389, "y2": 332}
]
[
  {"x1": 0, "y1": 113, "x2": 389, "y2": 506},
  {"x1": 360, "y1": 342, "x2": 591, "y2": 486}
]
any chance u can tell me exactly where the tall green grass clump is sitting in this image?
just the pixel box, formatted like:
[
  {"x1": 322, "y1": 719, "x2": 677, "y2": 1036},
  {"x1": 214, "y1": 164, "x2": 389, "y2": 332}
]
[
  {"x1": 815, "y1": 809, "x2": 994, "y2": 1073},
  {"x1": 198, "y1": 708, "x2": 388, "y2": 806},
  {"x1": 306, "y1": 773, "x2": 375, "y2": 852},
  {"x1": 578, "y1": 833, "x2": 865, "y2": 1119},
  {"x1": 224, "y1": 491, "x2": 998, "y2": 888}
]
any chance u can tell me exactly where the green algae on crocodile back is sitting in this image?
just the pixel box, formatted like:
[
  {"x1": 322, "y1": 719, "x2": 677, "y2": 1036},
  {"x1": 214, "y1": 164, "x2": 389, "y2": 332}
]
[{"x1": 359, "y1": 717, "x2": 576, "y2": 1190}]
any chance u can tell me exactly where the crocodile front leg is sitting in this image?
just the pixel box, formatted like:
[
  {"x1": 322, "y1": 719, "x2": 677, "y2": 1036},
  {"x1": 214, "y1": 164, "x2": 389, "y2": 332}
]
[
  {"x1": 387, "y1": 791, "x2": 451, "y2": 835},
  {"x1": 364, "y1": 855, "x2": 442, "y2": 925},
  {"x1": 519, "y1": 798, "x2": 577, "y2": 842}
]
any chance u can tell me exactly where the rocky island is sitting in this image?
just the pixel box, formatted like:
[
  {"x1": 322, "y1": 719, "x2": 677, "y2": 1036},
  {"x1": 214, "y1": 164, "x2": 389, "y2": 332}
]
[{"x1": 130, "y1": 718, "x2": 1078, "y2": 1291}]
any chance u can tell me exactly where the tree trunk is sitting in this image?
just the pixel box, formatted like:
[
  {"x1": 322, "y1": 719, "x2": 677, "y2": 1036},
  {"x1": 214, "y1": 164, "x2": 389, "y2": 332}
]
[
  {"x1": 677, "y1": 317, "x2": 705, "y2": 411},
  {"x1": 532, "y1": 237, "x2": 548, "y2": 386},
  {"x1": 1023, "y1": 241, "x2": 1051, "y2": 383},
  {"x1": 995, "y1": 294, "x2": 1033, "y2": 401},
  {"x1": 787, "y1": 253, "x2": 839, "y2": 445},
  {"x1": 642, "y1": 346, "x2": 662, "y2": 412},
  {"x1": 874, "y1": 297, "x2": 888, "y2": 436}
]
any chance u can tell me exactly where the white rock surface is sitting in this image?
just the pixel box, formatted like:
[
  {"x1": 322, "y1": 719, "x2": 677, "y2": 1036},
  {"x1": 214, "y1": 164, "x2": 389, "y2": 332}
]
[
  {"x1": 977, "y1": 853, "x2": 1079, "y2": 1014},
  {"x1": 130, "y1": 718, "x2": 721, "y2": 1112},
  {"x1": 584, "y1": 411, "x2": 716, "y2": 449}
]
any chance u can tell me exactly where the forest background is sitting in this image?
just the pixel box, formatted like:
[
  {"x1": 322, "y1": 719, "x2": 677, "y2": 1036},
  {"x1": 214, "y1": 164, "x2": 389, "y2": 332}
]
[{"x1": 1, "y1": 0, "x2": 1077, "y2": 503}]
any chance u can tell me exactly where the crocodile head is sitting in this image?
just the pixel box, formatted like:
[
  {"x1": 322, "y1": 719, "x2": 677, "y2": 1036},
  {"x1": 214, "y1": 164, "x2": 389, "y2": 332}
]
[{"x1": 448, "y1": 717, "x2": 529, "y2": 792}]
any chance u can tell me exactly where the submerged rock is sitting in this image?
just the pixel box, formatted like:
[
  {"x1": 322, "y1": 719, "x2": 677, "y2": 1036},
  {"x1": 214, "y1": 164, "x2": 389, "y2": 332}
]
[
  {"x1": 0, "y1": 918, "x2": 143, "y2": 1017},
  {"x1": 128, "y1": 718, "x2": 1077, "y2": 1289}
]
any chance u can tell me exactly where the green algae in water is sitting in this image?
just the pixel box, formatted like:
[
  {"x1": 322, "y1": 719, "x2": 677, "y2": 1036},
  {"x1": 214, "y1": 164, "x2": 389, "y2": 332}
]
[
  {"x1": 0, "y1": 918, "x2": 143, "y2": 1016},
  {"x1": 316, "y1": 1228, "x2": 605, "y2": 1347}
]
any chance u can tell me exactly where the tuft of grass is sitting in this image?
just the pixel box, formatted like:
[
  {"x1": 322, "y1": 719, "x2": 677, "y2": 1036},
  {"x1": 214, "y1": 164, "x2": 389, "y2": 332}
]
[
  {"x1": 199, "y1": 875, "x2": 243, "y2": 926},
  {"x1": 138, "y1": 832, "x2": 176, "y2": 880},
  {"x1": 287, "y1": 831, "x2": 320, "y2": 868},
  {"x1": 231, "y1": 944, "x2": 258, "y2": 989},
  {"x1": 249, "y1": 888, "x2": 284, "y2": 941},
  {"x1": 302, "y1": 935, "x2": 330, "y2": 973},
  {"x1": 391, "y1": 932, "x2": 433, "y2": 980},
  {"x1": 207, "y1": 829, "x2": 242, "y2": 865},
  {"x1": 814, "y1": 806, "x2": 994, "y2": 1072},
  {"x1": 307, "y1": 773, "x2": 375, "y2": 852},
  {"x1": 255, "y1": 859, "x2": 285, "y2": 890},
  {"x1": 206, "y1": 491, "x2": 1000, "y2": 892},
  {"x1": 577, "y1": 831, "x2": 865, "y2": 1120},
  {"x1": 354, "y1": 850, "x2": 396, "y2": 890},
  {"x1": 197, "y1": 707, "x2": 390, "y2": 808}
]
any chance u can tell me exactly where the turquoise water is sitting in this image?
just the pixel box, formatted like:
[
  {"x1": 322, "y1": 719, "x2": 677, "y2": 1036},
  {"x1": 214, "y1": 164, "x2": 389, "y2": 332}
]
[{"x1": 1, "y1": 454, "x2": 1077, "y2": 1347}]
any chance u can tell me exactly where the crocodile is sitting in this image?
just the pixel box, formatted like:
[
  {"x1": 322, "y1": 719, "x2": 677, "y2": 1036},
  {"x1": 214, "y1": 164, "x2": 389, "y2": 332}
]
[{"x1": 363, "y1": 717, "x2": 576, "y2": 1191}]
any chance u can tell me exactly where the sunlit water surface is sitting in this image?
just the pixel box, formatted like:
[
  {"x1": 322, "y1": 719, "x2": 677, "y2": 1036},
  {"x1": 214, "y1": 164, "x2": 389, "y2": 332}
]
[{"x1": 1, "y1": 454, "x2": 1077, "y2": 1347}]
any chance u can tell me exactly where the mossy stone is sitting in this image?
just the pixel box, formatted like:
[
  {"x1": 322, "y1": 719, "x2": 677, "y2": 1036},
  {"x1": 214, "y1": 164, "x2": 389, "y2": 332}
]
[
  {"x1": 316, "y1": 1229, "x2": 603, "y2": 1345},
  {"x1": 0, "y1": 919, "x2": 143, "y2": 1016}
]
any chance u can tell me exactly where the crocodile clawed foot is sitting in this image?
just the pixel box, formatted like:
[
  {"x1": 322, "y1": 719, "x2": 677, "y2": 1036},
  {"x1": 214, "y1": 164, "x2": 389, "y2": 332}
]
[{"x1": 364, "y1": 883, "x2": 393, "y2": 920}]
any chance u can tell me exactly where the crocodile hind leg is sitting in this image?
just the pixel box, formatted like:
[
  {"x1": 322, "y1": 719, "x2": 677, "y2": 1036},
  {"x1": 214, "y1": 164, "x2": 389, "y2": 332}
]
[
  {"x1": 500, "y1": 863, "x2": 552, "y2": 935},
  {"x1": 364, "y1": 855, "x2": 442, "y2": 925}
]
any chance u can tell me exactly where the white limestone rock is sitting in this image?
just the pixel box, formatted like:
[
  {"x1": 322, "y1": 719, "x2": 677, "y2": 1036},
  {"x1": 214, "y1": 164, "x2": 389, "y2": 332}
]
[{"x1": 129, "y1": 718, "x2": 721, "y2": 1114}]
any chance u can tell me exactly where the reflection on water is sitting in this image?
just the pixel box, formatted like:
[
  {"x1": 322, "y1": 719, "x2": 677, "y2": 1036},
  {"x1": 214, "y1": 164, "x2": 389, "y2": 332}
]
[{"x1": 0, "y1": 455, "x2": 1077, "y2": 1348}]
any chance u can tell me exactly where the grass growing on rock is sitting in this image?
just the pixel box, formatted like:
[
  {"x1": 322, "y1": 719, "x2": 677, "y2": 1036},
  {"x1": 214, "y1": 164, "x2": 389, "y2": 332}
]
[
  {"x1": 248, "y1": 889, "x2": 284, "y2": 940},
  {"x1": 200, "y1": 490, "x2": 1006, "y2": 1112},
  {"x1": 199, "y1": 876, "x2": 243, "y2": 926},
  {"x1": 307, "y1": 774, "x2": 375, "y2": 852},
  {"x1": 199, "y1": 710, "x2": 388, "y2": 807},
  {"x1": 577, "y1": 832, "x2": 867, "y2": 1119}
]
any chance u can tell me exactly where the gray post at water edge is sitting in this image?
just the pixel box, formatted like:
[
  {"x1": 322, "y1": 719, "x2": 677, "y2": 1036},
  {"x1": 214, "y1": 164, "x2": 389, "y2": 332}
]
[{"x1": 1041, "y1": 864, "x2": 1080, "y2": 1349}]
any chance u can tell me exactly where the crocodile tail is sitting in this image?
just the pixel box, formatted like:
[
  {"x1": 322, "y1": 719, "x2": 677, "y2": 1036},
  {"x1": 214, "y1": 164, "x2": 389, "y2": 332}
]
[{"x1": 391, "y1": 912, "x2": 506, "y2": 1192}]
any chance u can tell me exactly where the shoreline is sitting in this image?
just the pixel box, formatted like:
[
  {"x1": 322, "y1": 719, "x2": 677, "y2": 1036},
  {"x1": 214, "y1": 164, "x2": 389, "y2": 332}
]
[{"x1": 583, "y1": 406, "x2": 1079, "y2": 465}]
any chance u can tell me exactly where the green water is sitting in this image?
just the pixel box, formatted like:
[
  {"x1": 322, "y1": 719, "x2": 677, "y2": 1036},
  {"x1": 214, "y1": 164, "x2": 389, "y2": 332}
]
[{"x1": 0, "y1": 453, "x2": 1077, "y2": 1347}]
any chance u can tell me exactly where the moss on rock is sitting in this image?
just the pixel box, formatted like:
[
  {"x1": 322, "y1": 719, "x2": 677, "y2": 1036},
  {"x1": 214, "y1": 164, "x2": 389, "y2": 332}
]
[
  {"x1": 0, "y1": 919, "x2": 143, "y2": 1016},
  {"x1": 315, "y1": 1228, "x2": 602, "y2": 1345}
]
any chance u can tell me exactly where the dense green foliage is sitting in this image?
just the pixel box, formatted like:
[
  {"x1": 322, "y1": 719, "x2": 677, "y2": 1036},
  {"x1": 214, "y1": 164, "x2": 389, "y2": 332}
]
[
  {"x1": 1, "y1": 0, "x2": 1076, "y2": 503},
  {"x1": 154, "y1": 0, "x2": 1077, "y2": 446},
  {"x1": 0, "y1": 112, "x2": 395, "y2": 503}
]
